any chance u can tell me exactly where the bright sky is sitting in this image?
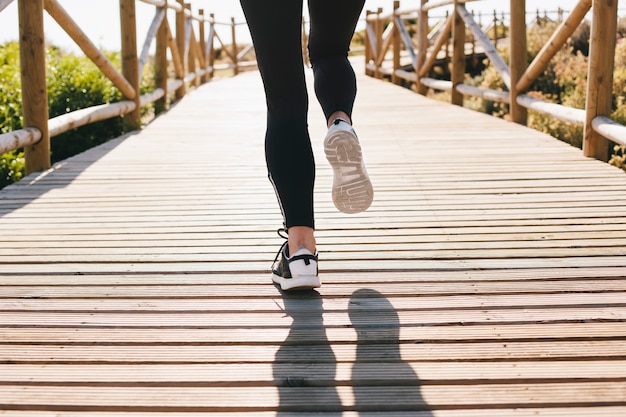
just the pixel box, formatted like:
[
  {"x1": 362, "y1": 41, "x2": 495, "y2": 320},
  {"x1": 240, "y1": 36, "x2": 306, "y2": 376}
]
[{"x1": 0, "y1": 0, "x2": 583, "y2": 53}]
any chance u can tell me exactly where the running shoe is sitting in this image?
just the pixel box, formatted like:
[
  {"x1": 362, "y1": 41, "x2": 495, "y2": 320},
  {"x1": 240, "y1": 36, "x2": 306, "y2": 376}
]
[
  {"x1": 271, "y1": 230, "x2": 320, "y2": 291},
  {"x1": 324, "y1": 118, "x2": 373, "y2": 214}
]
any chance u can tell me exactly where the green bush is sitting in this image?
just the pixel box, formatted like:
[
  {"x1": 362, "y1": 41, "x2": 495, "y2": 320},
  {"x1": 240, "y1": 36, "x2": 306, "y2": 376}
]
[
  {"x1": 1, "y1": 42, "x2": 25, "y2": 189},
  {"x1": 0, "y1": 42, "x2": 23, "y2": 135},
  {"x1": 1, "y1": 41, "x2": 158, "y2": 189},
  {"x1": 0, "y1": 150, "x2": 24, "y2": 189},
  {"x1": 609, "y1": 145, "x2": 626, "y2": 170},
  {"x1": 46, "y1": 47, "x2": 125, "y2": 163}
]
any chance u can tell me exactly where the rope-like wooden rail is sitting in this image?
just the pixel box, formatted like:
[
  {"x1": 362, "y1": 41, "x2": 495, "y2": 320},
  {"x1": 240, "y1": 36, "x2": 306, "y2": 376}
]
[
  {"x1": 365, "y1": 0, "x2": 625, "y2": 162},
  {"x1": 0, "y1": 0, "x2": 254, "y2": 174}
]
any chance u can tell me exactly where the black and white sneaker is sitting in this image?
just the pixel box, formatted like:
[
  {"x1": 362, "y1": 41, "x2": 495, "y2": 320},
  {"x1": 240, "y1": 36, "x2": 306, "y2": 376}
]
[
  {"x1": 271, "y1": 231, "x2": 320, "y2": 291},
  {"x1": 324, "y1": 118, "x2": 373, "y2": 214}
]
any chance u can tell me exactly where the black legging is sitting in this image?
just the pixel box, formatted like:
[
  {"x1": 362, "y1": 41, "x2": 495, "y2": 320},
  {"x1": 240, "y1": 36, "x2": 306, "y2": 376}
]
[{"x1": 240, "y1": 0, "x2": 365, "y2": 229}]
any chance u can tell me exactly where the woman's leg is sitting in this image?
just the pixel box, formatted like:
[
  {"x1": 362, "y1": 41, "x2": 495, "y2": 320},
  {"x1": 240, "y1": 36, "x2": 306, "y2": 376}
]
[
  {"x1": 308, "y1": 0, "x2": 366, "y2": 124},
  {"x1": 308, "y1": 0, "x2": 373, "y2": 215},
  {"x1": 239, "y1": 0, "x2": 316, "y2": 255}
]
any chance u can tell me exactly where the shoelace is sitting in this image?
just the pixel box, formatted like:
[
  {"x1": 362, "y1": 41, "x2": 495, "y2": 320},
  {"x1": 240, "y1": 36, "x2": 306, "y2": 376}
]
[{"x1": 272, "y1": 227, "x2": 289, "y2": 266}]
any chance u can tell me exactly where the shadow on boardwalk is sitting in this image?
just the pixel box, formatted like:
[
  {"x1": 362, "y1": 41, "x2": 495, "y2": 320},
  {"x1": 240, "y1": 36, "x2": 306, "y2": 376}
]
[
  {"x1": 274, "y1": 288, "x2": 433, "y2": 414},
  {"x1": 0, "y1": 131, "x2": 135, "y2": 217}
]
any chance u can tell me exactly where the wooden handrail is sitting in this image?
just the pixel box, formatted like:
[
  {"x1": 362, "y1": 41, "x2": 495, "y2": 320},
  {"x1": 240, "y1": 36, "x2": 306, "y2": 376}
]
[
  {"x1": 1, "y1": 0, "x2": 253, "y2": 175},
  {"x1": 365, "y1": 0, "x2": 626, "y2": 161}
]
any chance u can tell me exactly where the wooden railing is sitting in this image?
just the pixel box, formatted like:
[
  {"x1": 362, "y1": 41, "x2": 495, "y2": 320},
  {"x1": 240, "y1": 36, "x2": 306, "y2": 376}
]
[
  {"x1": 0, "y1": 0, "x2": 254, "y2": 175},
  {"x1": 365, "y1": 0, "x2": 625, "y2": 163}
]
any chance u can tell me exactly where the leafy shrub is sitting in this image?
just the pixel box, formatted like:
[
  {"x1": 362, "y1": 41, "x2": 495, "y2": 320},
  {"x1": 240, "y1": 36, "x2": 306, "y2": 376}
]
[
  {"x1": 1, "y1": 42, "x2": 25, "y2": 189},
  {"x1": 0, "y1": 42, "x2": 22, "y2": 134},
  {"x1": 46, "y1": 47, "x2": 125, "y2": 163},
  {"x1": 0, "y1": 150, "x2": 24, "y2": 189},
  {"x1": 1, "y1": 41, "x2": 158, "y2": 189},
  {"x1": 609, "y1": 145, "x2": 626, "y2": 170}
]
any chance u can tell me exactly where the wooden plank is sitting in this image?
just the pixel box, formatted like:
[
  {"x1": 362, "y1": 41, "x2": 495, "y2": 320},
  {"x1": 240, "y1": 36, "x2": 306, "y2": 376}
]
[
  {"x1": 3, "y1": 340, "x2": 626, "y2": 364},
  {"x1": 2, "y1": 266, "x2": 626, "y2": 284},
  {"x1": 1, "y1": 307, "x2": 625, "y2": 329},
  {"x1": 2, "y1": 408, "x2": 626, "y2": 416},
  {"x1": 2, "y1": 383, "x2": 626, "y2": 410},
  {"x1": 2, "y1": 279, "x2": 626, "y2": 298},
  {"x1": 3, "y1": 361, "x2": 626, "y2": 383},
  {"x1": 2, "y1": 322, "x2": 625, "y2": 344},
  {"x1": 2, "y1": 292, "x2": 625, "y2": 312}
]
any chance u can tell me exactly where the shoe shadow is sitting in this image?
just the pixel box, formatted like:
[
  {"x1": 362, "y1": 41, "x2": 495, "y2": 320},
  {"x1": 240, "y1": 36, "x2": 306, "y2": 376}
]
[
  {"x1": 349, "y1": 288, "x2": 433, "y2": 414},
  {"x1": 273, "y1": 289, "x2": 342, "y2": 415}
]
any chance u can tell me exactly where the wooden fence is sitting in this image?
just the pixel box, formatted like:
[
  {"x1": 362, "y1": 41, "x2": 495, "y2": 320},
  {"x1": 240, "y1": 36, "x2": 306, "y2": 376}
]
[
  {"x1": 0, "y1": 0, "x2": 254, "y2": 175},
  {"x1": 365, "y1": 0, "x2": 626, "y2": 163}
]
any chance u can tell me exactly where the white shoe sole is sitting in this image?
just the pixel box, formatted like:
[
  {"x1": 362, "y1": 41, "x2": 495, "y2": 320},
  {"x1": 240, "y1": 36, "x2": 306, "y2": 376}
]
[
  {"x1": 272, "y1": 274, "x2": 321, "y2": 291},
  {"x1": 324, "y1": 129, "x2": 373, "y2": 214}
]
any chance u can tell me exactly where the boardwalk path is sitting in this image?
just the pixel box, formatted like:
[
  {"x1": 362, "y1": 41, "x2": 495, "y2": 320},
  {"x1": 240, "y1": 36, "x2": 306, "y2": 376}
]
[{"x1": 1, "y1": 65, "x2": 626, "y2": 415}]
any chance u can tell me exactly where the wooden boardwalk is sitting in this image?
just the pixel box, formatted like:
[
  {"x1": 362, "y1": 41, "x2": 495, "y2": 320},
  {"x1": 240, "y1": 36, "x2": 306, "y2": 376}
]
[{"x1": 1, "y1": 65, "x2": 626, "y2": 415}]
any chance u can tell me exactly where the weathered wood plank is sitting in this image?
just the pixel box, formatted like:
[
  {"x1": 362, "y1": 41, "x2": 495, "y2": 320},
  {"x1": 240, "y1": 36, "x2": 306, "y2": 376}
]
[
  {"x1": 3, "y1": 361, "x2": 626, "y2": 383},
  {"x1": 1, "y1": 383, "x2": 625, "y2": 410},
  {"x1": 2, "y1": 322, "x2": 625, "y2": 344},
  {"x1": 3, "y1": 340, "x2": 626, "y2": 363}
]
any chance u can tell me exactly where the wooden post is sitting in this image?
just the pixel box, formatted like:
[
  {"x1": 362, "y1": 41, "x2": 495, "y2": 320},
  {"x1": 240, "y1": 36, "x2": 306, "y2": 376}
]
[
  {"x1": 416, "y1": 0, "x2": 428, "y2": 94},
  {"x1": 392, "y1": 1, "x2": 401, "y2": 85},
  {"x1": 451, "y1": 0, "x2": 465, "y2": 106},
  {"x1": 199, "y1": 9, "x2": 208, "y2": 83},
  {"x1": 509, "y1": 0, "x2": 528, "y2": 125},
  {"x1": 492, "y1": 10, "x2": 499, "y2": 47},
  {"x1": 231, "y1": 17, "x2": 239, "y2": 75},
  {"x1": 155, "y1": 0, "x2": 169, "y2": 113},
  {"x1": 120, "y1": 0, "x2": 141, "y2": 130},
  {"x1": 185, "y1": 4, "x2": 198, "y2": 87},
  {"x1": 374, "y1": 7, "x2": 383, "y2": 79},
  {"x1": 208, "y1": 13, "x2": 216, "y2": 79},
  {"x1": 365, "y1": 10, "x2": 373, "y2": 76},
  {"x1": 175, "y1": 0, "x2": 187, "y2": 99},
  {"x1": 18, "y1": 0, "x2": 50, "y2": 174},
  {"x1": 444, "y1": 11, "x2": 450, "y2": 62},
  {"x1": 584, "y1": 0, "x2": 618, "y2": 161}
]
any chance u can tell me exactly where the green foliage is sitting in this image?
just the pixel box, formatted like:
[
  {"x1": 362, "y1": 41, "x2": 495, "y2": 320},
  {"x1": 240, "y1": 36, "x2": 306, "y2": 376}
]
[
  {"x1": 1, "y1": 41, "x2": 159, "y2": 189},
  {"x1": 0, "y1": 42, "x2": 22, "y2": 134},
  {"x1": 46, "y1": 47, "x2": 125, "y2": 163},
  {"x1": 0, "y1": 150, "x2": 24, "y2": 189},
  {"x1": 609, "y1": 145, "x2": 626, "y2": 170}
]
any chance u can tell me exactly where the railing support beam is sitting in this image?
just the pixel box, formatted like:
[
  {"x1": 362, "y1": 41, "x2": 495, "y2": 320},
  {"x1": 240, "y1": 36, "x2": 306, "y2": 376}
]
[
  {"x1": 416, "y1": 0, "x2": 429, "y2": 94},
  {"x1": 509, "y1": 0, "x2": 528, "y2": 125},
  {"x1": 155, "y1": 0, "x2": 169, "y2": 113},
  {"x1": 18, "y1": 0, "x2": 50, "y2": 175},
  {"x1": 584, "y1": 0, "x2": 618, "y2": 161},
  {"x1": 120, "y1": 0, "x2": 141, "y2": 130},
  {"x1": 451, "y1": 0, "x2": 465, "y2": 106},
  {"x1": 231, "y1": 17, "x2": 239, "y2": 76},
  {"x1": 392, "y1": 1, "x2": 401, "y2": 85},
  {"x1": 175, "y1": 0, "x2": 187, "y2": 99}
]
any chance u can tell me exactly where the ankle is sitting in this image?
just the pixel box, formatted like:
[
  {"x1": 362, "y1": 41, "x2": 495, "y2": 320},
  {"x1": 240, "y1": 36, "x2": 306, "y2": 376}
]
[
  {"x1": 287, "y1": 226, "x2": 316, "y2": 255},
  {"x1": 328, "y1": 111, "x2": 351, "y2": 128}
]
